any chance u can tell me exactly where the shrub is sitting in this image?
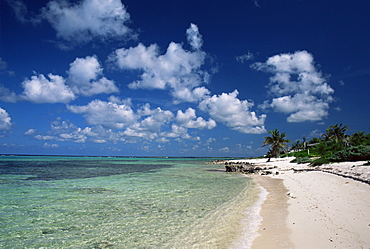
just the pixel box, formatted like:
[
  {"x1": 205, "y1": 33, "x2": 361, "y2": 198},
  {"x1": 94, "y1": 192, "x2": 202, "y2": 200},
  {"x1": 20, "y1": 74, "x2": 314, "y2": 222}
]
[
  {"x1": 290, "y1": 157, "x2": 312, "y2": 164},
  {"x1": 329, "y1": 145, "x2": 370, "y2": 162},
  {"x1": 310, "y1": 141, "x2": 346, "y2": 158},
  {"x1": 310, "y1": 158, "x2": 331, "y2": 166},
  {"x1": 290, "y1": 150, "x2": 310, "y2": 158}
]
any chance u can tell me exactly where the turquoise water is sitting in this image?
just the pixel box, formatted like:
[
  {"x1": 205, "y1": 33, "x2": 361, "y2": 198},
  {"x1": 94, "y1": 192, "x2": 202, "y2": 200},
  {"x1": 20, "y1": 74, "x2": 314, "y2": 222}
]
[{"x1": 0, "y1": 156, "x2": 263, "y2": 248}]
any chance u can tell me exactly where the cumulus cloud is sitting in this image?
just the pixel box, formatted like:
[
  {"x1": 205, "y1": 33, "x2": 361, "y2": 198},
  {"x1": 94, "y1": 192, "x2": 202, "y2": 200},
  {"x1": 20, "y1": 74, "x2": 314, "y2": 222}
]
[
  {"x1": 20, "y1": 73, "x2": 76, "y2": 103},
  {"x1": 176, "y1": 108, "x2": 216, "y2": 129},
  {"x1": 123, "y1": 106, "x2": 174, "y2": 140},
  {"x1": 0, "y1": 107, "x2": 12, "y2": 130},
  {"x1": 252, "y1": 50, "x2": 334, "y2": 122},
  {"x1": 26, "y1": 118, "x2": 104, "y2": 143},
  {"x1": 67, "y1": 55, "x2": 119, "y2": 96},
  {"x1": 51, "y1": 118, "x2": 97, "y2": 143},
  {"x1": 67, "y1": 99, "x2": 138, "y2": 129},
  {"x1": 186, "y1": 23, "x2": 203, "y2": 50},
  {"x1": 108, "y1": 24, "x2": 210, "y2": 103},
  {"x1": 270, "y1": 94, "x2": 330, "y2": 122},
  {"x1": 199, "y1": 90, "x2": 266, "y2": 134},
  {"x1": 40, "y1": 0, "x2": 133, "y2": 45},
  {"x1": 65, "y1": 99, "x2": 217, "y2": 142},
  {"x1": 18, "y1": 55, "x2": 118, "y2": 103},
  {"x1": 122, "y1": 105, "x2": 216, "y2": 141},
  {"x1": 161, "y1": 123, "x2": 201, "y2": 141},
  {"x1": 27, "y1": 101, "x2": 220, "y2": 144}
]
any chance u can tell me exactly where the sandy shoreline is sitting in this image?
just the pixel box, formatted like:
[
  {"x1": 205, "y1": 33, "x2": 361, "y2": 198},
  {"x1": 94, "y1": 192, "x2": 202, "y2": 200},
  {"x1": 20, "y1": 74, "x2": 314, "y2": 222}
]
[{"x1": 227, "y1": 157, "x2": 370, "y2": 248}]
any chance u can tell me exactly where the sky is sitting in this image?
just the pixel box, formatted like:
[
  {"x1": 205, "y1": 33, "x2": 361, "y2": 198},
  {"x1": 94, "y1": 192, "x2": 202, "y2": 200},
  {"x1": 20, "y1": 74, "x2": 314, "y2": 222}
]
[{"x1": 0, "y1": 0, "x2": 369, "y2": 157}]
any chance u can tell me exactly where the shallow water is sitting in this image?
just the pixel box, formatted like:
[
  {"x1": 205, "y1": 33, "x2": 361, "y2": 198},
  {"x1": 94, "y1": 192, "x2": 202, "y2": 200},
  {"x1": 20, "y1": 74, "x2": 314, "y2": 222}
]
[{"x1": 0, "y1": 156, "x2": 263, "y2": 248}]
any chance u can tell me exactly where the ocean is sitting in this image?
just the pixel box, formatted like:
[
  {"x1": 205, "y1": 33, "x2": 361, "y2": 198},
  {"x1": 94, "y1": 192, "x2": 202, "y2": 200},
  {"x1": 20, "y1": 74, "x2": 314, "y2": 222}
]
[{"x1": 0, "y1": 156, "x2": 265, "y2": 248}]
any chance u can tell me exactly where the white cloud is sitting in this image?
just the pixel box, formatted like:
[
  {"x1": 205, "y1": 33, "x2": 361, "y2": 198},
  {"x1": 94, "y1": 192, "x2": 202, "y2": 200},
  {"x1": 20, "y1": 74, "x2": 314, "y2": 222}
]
[
  {"x1": 199, "y1": 90, "x2": 266, "y2": 134},
  {"x1": 253, "y1": 51, "x2": 315, "y2": 74},
  {"x1": 24, "y1": 129, "x2": 36, "y2": 135},
  {"x1": 7, "y1": 0, "x2": 28, "y2": 22},
  {"x1": 67, "y1": 55, "x2": 119, "y2": 96},
  {"x1": 186, "y1": 23, "x2": 203, "y2": 50},
  {"x1": 172, "y1": 86, "x2": 210, "y2": 104},
  {"x1": 108, "y1": 24, "x2": 210, "y2": 103},
  {"x1": 28, "y1": 118, "x2": 116, "y2": 144},
  {"x1": 51, "y1": 118, "x2": 97, "y2": 143},
  {"x1": 67, "y1": 99, "x2": 138, "y2": 129},
  {"x1": 43, "y1": 142, "x2": 59, "y2": 148},
  {"x1": 6, "y1": 0, "x2": 40, "y2": 24},
  {"x1": 253, "y1": 0, "x2": 261, "y2": 8},
  {"x1": 20, "y1": 73, "x2": 76, "y2": 103},
  {"x1": 29, "y1": 104, "x2": 217, "y2": 144},
  {"x1": 92, "y1": 139, "x2": 106, "y2": 143},
  {"x1": 236, "y1": 52, "x2": 255, "y2": 63},
  {"x1": 35, "y1": 135, "x2": 58, "y2": 141},
  {"x1": 18, "y1": 55, "x2": 117, "y2": 103},
  {"x1": 40, "y1": 0, "x2": 133, "y2": 44},
  {"x1": 126, "y1": 106, "x2": 180, "y2": 141},
  {"x1": 123, "y1": 106, "x2": 174, "y2": 139},
  {"x1": 0, "y1": 86, "x2": 18, "y2": 103},
  {"x1": 0, "y1": 58, "x2": 7, "y2": 71},
  {"x1": 206, "y1": 137, "x2": 216, "y2": 144},
  {"x1": 156, "y1": 137, "x2": 169, "y2": 143},
  {"x1": 159, "y1": 123, "x2": 200, "y2": 141},
  {"x1": 162, "y1": 124, "x2": 188, "y2": 139},
  {"x1": 219, "y1": 147, "x2": 230, "y2": 152},
  {"x1": 0, "y1": 57, "x2": 14, "y2": 76},
  {"x1": 0, "y1": 107, "x2": 12, "y2": 130},
  {"x1": 252, "y1": 50, "x2": 334, "y2": 122},
  {"x1": 176, "y1": 108, "x2": 216, "y2": 129},
  {"x1": 270, "y1": 94, "x2": 330, "y2": 122}
]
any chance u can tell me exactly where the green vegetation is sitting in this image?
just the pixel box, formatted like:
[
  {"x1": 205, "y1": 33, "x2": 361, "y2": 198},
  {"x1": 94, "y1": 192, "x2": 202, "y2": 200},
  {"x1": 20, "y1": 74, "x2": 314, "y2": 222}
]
[
  {"x1": 330, "y1": 145, "x2": 370, "y2": 162},
  {"x1": 323, "y1": 123, "x2": 349, "y2": 145},
  {"x1": 290, "y1": 157, "x2": 312, "y2": 164},
  {"x1": 310, "y1": 158, "x2": 331, "y2": 166},
  {"x1": 262, "y1": 128, "x2": 291, "y2": 158},
  {"x1": 262, "y1": 124, "x2": 370, "y2": 166}
]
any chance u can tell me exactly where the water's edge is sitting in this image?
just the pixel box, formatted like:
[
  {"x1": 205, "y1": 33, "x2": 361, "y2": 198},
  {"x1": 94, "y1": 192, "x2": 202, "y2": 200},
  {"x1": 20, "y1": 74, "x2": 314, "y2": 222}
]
[{"x1": 0, "y1": 157, "x2": 267, "y2": 248}]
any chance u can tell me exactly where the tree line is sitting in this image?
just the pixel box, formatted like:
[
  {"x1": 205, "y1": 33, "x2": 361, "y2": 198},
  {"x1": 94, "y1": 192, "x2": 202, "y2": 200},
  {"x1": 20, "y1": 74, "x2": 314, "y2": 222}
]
[{"x1": 262, "y1": 124, "x2": 370, "y2": 164}]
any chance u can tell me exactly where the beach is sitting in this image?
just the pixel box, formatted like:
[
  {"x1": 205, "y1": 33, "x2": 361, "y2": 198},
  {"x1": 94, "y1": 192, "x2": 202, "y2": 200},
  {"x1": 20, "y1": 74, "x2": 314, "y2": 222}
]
[
  {"x1": 228, "y1": 157, "x2": 370, "y2": 248},
  {"x1": 1, "y1": 155, "x2": 369, "y2": 248}
]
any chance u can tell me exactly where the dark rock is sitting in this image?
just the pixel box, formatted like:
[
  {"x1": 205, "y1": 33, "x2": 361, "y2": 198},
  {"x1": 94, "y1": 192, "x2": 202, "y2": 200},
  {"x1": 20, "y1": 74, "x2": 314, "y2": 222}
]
[{"x1": 225, "y1": 162, "x2": 262, "y2": 174}]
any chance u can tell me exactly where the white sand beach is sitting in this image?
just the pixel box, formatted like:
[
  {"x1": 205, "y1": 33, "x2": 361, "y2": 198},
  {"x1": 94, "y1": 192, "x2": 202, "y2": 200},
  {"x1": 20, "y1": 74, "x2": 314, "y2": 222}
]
[{"x1": 228, "y1": 157, "x2": 370, "y2": 248}]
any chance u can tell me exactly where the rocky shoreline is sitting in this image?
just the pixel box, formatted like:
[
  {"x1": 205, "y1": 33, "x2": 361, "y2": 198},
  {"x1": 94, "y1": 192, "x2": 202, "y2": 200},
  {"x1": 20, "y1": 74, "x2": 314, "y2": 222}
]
[{"x1": 214, "y1": 157, "x2": 370, "y2": 184}]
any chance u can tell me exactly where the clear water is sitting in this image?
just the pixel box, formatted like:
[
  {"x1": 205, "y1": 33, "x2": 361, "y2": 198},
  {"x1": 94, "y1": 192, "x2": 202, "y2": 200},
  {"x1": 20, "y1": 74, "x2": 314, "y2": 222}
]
[{"x1": 0, "y1": 156, "x2": 263, "y2": 248}]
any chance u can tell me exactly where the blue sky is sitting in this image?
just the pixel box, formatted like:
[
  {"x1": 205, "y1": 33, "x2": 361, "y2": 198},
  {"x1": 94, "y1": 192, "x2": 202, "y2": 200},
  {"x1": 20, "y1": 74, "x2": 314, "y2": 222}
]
[{"x1": 0, "y1": 0, "x2": 369, "y2": 157}]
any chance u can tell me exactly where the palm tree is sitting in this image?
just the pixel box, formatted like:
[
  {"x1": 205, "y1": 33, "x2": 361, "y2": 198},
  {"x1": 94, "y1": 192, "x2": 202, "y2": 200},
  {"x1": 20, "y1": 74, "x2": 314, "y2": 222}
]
[
  {"x1": 349, "y1": 131, "x2": 367, "y2": 146},
  {"x1": 291, "y1": 140, "x2": 301, "y2": 152},
  {"x1": 302, "y1": 136, "x2": 307, "y2": 150},
  {"x1": 262, "y1": 128, "x2": 291, "y2": 158},
  {"x1": 323, "y1": 123, "x2": 349, "y2": 145}
]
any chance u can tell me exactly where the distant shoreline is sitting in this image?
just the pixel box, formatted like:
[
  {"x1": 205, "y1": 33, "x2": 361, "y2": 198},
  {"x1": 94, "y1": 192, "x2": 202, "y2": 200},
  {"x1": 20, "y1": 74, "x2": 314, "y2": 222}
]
[{"x1": 0, "y1": 154, "x2": 244, "y2": 159}]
